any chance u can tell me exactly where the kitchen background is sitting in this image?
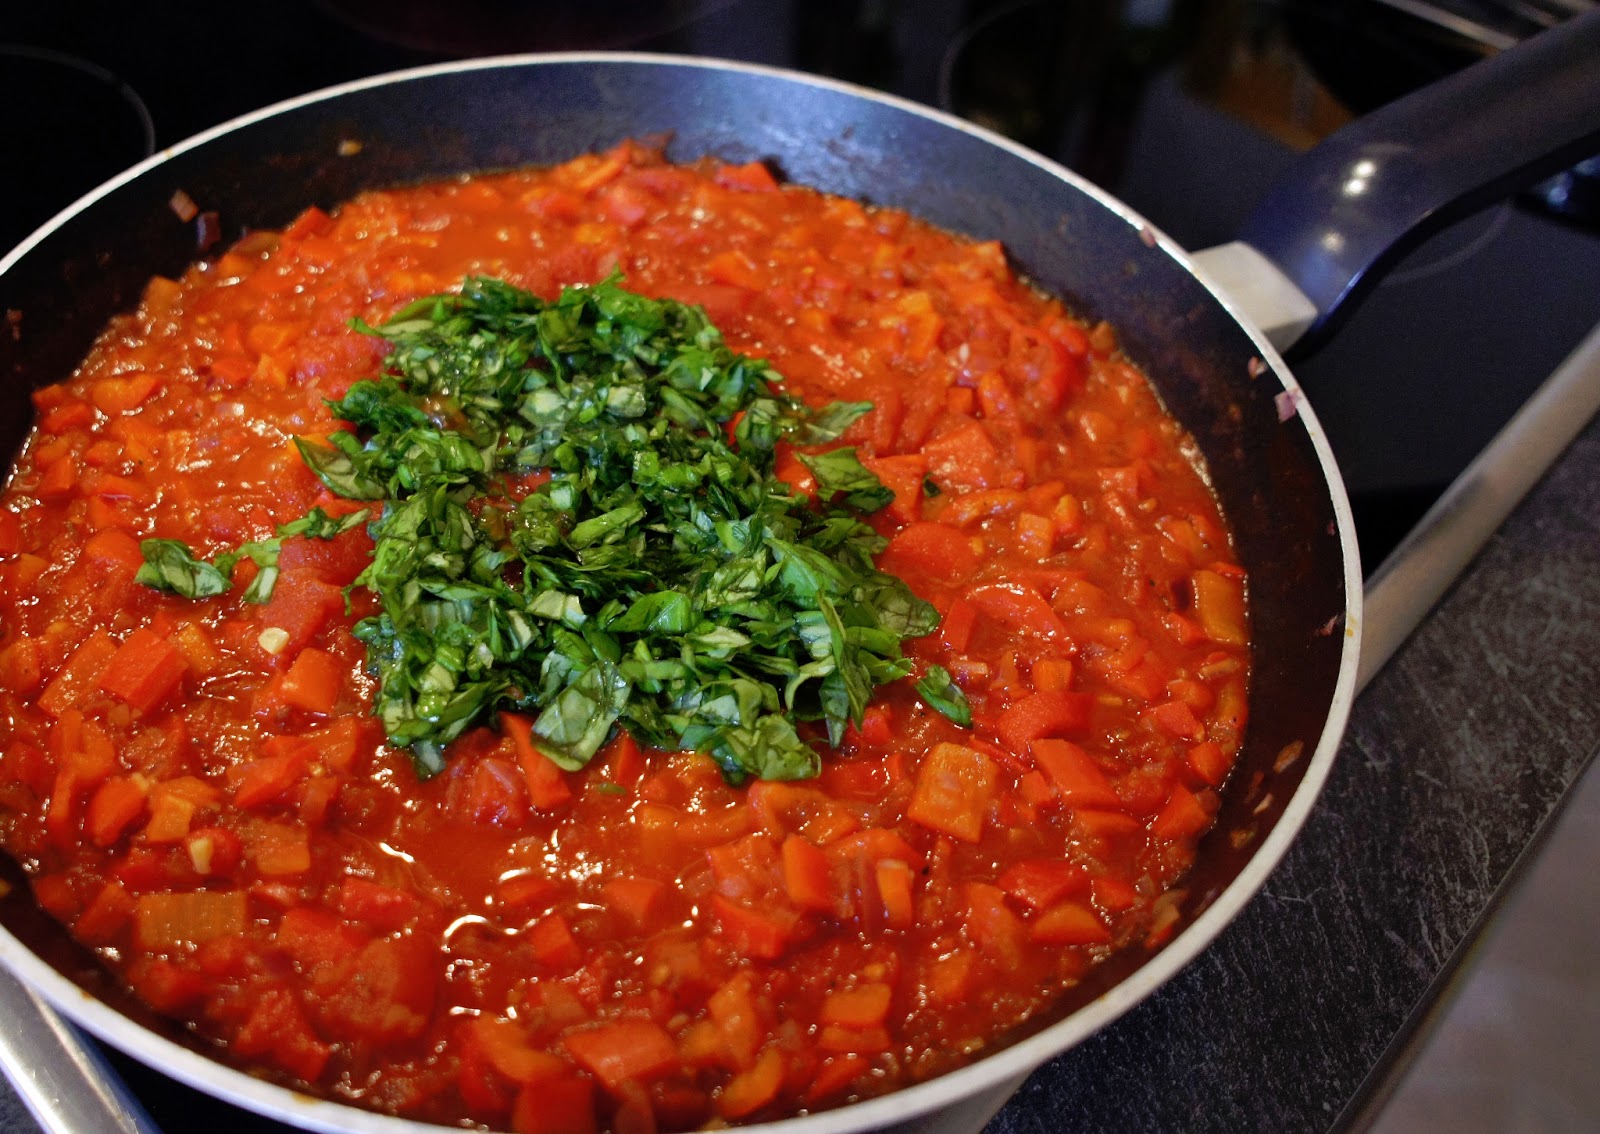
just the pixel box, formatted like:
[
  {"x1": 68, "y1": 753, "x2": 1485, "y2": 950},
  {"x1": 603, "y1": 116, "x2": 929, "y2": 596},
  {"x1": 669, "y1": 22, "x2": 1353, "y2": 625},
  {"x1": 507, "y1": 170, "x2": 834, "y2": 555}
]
[{"x1": 2, "y1": 1, "x2": 1597, "y2": 1131}]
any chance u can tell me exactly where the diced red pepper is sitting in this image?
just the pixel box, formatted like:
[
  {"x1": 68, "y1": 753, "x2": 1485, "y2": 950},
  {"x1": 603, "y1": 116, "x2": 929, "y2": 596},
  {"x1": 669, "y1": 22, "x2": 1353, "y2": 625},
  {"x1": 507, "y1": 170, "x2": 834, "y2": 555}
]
[
  {"x1": 780, "y1": 834, "x2": 834, "y2": 913},
  {"x1": 229, "y1": 744, "x2": 309, "y2": 810},
  {"x1": 819, "y1": 983, "x2": 893, "y2": 1030},
  {"x1": 859, "y1": 453, "x2": 928, "y2": 524},
  {"x1": 1187, "y1": 740, "x2": 1231, "y2": 786},
  {"x1": 967, "y1": 582, "x2": 1065, "y2": 637},
  {"x1": 938, "y1": 596, "x2": 977, "y2": 653},
  {"x1": 1148, "y1": 699, "x2": 1205, "y2": 741},
  {"x1": 99, "y1": 628, "x2": 186, "y2": 714},
  {"x1": 717, "y1": 1046, "x2": 785, "y2": 1120},
  {"x1": 1151, "y1": 784, "x2": 1213, "y2": 841},
  {"x1": 257, "y1": 572, "x2": 344, "y2": 657}
]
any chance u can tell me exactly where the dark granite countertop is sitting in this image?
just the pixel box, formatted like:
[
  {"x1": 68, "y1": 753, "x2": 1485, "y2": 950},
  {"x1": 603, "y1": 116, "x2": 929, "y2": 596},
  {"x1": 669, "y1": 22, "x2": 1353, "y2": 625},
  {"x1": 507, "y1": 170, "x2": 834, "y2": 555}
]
[{"x1": 4, "y1": 375, "x2": 1598, "y2": 1134}]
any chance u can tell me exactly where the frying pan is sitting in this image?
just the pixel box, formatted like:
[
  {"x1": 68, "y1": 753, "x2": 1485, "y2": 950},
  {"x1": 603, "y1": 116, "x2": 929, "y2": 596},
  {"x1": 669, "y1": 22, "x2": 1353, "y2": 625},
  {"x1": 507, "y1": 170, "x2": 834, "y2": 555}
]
[{"x1": 0, "y1": 14, "x2": 1597, "y2": 1134}]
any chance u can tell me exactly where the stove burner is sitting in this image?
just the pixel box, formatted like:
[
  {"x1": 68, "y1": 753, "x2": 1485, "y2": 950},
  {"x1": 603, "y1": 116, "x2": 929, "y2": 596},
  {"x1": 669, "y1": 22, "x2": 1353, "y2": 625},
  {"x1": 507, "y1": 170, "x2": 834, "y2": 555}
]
[
  {"x1": 0, "y1": 46, "x2": 156, "y2": 254},
  {"x1": 938, "y1": 0, "x2": 1191, "y2": 190}
]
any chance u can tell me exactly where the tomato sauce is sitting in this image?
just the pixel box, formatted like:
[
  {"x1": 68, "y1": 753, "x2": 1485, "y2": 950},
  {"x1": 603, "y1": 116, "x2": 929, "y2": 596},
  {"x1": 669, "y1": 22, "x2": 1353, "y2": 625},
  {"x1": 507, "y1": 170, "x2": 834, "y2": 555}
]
[{"x1": 0, "y1": 143, "x2": 1249, "y2": 1131}]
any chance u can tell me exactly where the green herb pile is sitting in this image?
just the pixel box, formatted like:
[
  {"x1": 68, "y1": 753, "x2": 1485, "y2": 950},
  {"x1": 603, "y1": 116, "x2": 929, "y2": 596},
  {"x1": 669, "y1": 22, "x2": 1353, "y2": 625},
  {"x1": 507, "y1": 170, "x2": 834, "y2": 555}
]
[{"x1": 141, "y1": 275, "x2": 969, "y2": 782}]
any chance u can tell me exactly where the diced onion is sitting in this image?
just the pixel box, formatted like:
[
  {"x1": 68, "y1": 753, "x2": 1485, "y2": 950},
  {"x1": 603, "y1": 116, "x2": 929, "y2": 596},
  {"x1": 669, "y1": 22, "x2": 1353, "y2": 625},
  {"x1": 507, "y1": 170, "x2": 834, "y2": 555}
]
[{"x1": 258, "y1": 627, "x2": 290, "y2": 655}]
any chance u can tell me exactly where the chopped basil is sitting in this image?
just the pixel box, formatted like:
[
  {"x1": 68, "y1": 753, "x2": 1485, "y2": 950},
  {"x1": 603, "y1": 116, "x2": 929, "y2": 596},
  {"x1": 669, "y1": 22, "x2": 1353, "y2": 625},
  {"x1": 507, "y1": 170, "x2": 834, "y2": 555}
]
[
  {"x1": 798, "y1": 447, "x2": 895, "y2": 513},
  {"x1": 136, "y1": 507, "x2": 369, "y2": 604},
  {"x1": 135, "y1": 539, "x2": 234, "y2": 599},
  {"x1": 138, "y1": 274, "x2": 962, "y2": 782},
  {"x1": 915, "y1": 664, "x2": 972, "y2": 727}
]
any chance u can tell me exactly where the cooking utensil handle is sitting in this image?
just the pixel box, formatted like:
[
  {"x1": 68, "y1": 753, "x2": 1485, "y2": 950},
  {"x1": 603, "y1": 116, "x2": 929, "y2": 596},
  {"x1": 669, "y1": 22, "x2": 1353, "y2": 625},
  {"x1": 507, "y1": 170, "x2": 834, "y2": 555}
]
[
  {"x1": 0, "y1": 964, "x2": 163, "y2": 1134},
  {"x1": 1238, "y1": 8, "x2": 1600, "y2": 355}
]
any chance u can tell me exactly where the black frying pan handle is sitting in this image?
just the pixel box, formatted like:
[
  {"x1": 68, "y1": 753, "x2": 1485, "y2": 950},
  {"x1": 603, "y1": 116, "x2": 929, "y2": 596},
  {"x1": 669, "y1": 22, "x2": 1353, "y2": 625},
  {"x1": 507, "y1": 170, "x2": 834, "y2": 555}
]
[{"x1": 1238, "y1": 8, "x2": 1600, "y2": 356}]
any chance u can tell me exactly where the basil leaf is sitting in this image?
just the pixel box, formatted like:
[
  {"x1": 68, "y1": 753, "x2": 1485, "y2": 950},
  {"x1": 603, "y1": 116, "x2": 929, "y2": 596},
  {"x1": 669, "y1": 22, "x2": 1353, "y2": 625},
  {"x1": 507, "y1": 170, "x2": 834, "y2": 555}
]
[
  {"x1": 135, "y1": 539, "x2": 234, "y2": 599},
  {"x1": 136, "y1": 506, "x2": 371, "y2": 605},
  {"x1": 916, "y1": 664, "x2": 972, "y2": 727},
  {"x1": 794, "y1": 400, "x2": 873, "y2": 444},
  {"x1": 278, "y1": 506, "x2": 369, "y2": 541},
  {"x1": 797, "y1": 447, "x2": 894, "y2": 513},
  {"x1": 294, "y1": 436, "x2": 387, "y2": 500}
]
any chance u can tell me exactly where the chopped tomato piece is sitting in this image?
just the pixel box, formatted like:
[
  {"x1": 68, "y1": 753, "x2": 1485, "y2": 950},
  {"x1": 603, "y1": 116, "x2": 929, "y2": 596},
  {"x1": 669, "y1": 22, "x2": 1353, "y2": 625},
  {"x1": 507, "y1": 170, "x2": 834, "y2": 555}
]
[
  {"x1": 1029, "y1": 739, "x2": 1120, "y2": 808},
  {"x1": 1030, "y1": 901, "x2": 1112, "y2": 946},
  {"x1": 563, "y1": 1018, "x2": 679, "y2": 1089},
  {"x1": 338, "y1": 877, "x2": 427, "y2": 933},
  {"x1": 877, "y1": 522, "x2": 984, "y2": 587},
  {"x1": 318, "y1": 934, "x2": 437, "y2": 1046},
  {"x1": 995, "y1": 690, "x2": 1093, "y2": 754},
  {"x1": 278, "y1": 647, "x2": 343, "y2": 715},
  {"x1": 718, "y1": 1045, "x2": 785, "y2": 1119},
  {"x1": 233, "y1": 988, "x2": 331, "y2": 1082},
  {"x1": 711, "y1": 895, "x2": 797, "y2": 960},
  {"x1": 968, "y1": 583, "x2": 1065, "y2": 637},
  {"x1": 37, "y1": 631, "x2": 117, "y2": 718},
  {"x1": 1151, "y1": 784, "x2": 1214, "y2": 841},
  {"x1": 503, "y1": 711, "x2": 575, "y2": 810}
]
